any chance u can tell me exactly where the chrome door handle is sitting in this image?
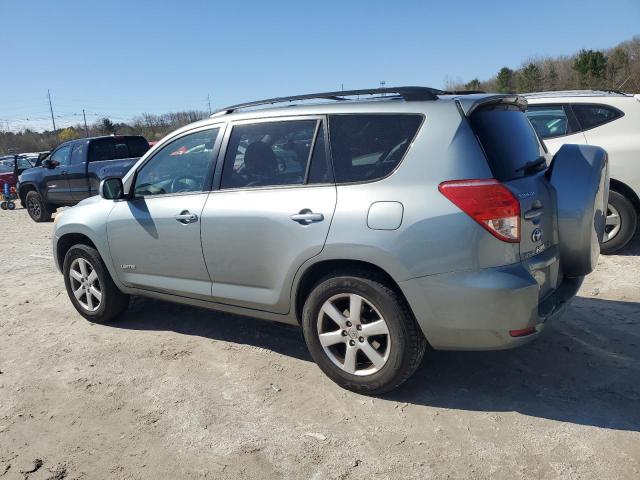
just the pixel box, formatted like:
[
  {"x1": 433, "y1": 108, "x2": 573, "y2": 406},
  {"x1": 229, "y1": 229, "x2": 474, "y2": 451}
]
[
  {"x1": 290, "y1": 210, "x2": 324, "y2": 225},
  {"x1": 524, "y1": 207, "x2": 544, "y2": 220},
  {"x1": 175, "y1": 211, "x2": 198, "y2": 224}
]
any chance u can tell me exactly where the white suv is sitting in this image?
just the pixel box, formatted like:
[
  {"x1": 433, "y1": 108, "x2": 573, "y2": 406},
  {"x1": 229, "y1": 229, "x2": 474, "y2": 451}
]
[{"x1": 525, "y1": 91, "x2": 640, "y2": 253}]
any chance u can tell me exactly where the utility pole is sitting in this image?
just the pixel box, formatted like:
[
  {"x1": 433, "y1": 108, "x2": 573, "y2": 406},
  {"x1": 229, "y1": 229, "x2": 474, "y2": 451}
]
[
  {"x1": 82, "y1": 109, "x2": 89, "y2": 137},
  {"x1": 207, "y1": 94, "x2": 212, "y2": 115},
  {"x1": 47, "y1": 89, "x2": 57, "y2": 135},
  {"x1": 379, "y1": 80, "x2": 386, "y2": 96}
]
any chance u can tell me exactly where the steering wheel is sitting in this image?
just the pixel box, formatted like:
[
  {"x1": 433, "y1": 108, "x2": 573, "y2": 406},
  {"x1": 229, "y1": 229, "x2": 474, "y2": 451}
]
[{"x1": 171, "y1": 175, "x2": 199, "y2": 193}]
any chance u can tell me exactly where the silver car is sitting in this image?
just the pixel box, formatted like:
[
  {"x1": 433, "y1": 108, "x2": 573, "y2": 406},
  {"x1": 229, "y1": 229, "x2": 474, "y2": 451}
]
[{"x1": 52, "y1": 87, "x2": 609, "y2": 393}]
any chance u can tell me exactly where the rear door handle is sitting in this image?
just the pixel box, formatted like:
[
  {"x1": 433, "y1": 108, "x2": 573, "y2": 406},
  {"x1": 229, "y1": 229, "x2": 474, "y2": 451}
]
[
  {"x1": 175, "y1": 210, "x2": 198, "y2": 224},
  {"x1": 290, "y1": 210, "x2": 324, "y2": 225}
]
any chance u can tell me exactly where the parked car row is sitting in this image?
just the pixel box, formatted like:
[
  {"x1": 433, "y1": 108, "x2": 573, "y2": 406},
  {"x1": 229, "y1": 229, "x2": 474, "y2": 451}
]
[{"x1": 51, "y1": 87, "x2": 611, "y2": 393}]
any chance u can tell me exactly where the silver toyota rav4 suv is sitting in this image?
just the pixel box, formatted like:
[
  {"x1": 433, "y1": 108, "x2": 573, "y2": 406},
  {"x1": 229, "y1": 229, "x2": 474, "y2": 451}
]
[{"x1": 53, "y1": 87, "x2": 609, "y2": 394}]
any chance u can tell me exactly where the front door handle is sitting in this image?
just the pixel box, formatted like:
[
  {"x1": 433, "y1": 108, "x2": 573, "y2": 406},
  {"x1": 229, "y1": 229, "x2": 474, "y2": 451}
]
[
  {"x1": 175, "y1": 210, "x2": 198, "y2": 224},
  {"x1": 290, "y1": 209, "x2": 324, "y2": 225}
]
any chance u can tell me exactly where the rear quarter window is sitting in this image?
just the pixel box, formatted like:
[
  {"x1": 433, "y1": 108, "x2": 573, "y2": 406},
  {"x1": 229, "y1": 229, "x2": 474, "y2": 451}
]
[
  {"x1": 328, "y1": 114, "x2": 422, "y2": 183},
  {"x1": 572, "y1": 104, "x2": 623, "y2": 130},
  {"x1": 470, "y1": 105, "x2": 544, "y2": 182}
]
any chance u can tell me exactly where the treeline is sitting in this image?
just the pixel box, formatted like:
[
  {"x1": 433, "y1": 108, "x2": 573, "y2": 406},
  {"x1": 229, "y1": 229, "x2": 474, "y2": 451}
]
[
  {"x1": 448, "y1": 36, "x2": 640, "y2": 94},
  {"x1": 0, "y1": 110, "x2": 208, "y2": 155}
]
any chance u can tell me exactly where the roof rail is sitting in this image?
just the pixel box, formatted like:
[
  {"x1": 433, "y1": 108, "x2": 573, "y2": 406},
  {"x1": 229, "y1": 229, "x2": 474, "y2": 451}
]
[
  {"x1": 213, "y1": 86, "x2": 444, "y2": 115},
  {"x1": 441, "y1": 90, "x2": 486, "y2": 95}
]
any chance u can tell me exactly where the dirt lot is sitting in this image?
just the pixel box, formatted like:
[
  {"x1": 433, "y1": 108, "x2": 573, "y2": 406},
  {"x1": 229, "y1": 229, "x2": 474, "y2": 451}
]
[{"x1": 0, "y1": 206, "x2": 639, "y2": 480}]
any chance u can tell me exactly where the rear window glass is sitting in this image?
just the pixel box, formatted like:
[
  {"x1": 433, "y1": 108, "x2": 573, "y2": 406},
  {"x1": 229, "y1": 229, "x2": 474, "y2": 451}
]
[
  {"x1": 572, "y1": 104, "x2": 623, "y2": 130},
  {"x1": 328, "y1": 114, "x2": 422, "y2": 183},
  {"x1": 88, "y1": 137, "x2": 149, "y2": 162},
  {"x1": 470, "y1": 105, "x2": 544, "y2": 181}
]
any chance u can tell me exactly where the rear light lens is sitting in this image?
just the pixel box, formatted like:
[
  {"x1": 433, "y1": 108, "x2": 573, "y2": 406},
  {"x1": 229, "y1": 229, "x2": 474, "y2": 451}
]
[
  {"x1": 509, "y1": 326, "x2": 537, "y2": 337},
  {"x1": 438, "y1": 179, "x2": 520, "y2": 242}
]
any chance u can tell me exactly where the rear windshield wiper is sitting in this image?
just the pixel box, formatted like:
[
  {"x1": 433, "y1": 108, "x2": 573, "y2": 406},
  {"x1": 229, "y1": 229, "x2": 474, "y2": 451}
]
[{"x1": 515, "y1": 156, "x2": 546, "y2": 175}]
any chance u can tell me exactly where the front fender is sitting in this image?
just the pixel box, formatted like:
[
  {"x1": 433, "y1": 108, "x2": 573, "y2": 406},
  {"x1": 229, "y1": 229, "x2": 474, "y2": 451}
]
[{"x1": 52, "y1": 199, "x2": 121, "y2": 285}]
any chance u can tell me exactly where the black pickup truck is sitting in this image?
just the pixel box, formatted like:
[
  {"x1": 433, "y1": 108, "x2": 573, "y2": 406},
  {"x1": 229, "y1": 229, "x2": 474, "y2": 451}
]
[{"x1": 18, "y1": 135, "x2": 149, "y2": 222}]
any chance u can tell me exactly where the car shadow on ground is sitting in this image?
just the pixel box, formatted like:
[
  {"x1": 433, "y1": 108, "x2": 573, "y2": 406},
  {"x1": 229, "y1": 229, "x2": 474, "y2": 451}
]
[{"x1": 113, "y1": 295, "x2": 639, "y2": 432}]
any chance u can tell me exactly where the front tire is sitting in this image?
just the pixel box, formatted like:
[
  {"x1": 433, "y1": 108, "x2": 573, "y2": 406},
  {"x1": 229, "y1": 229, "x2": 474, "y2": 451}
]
[
  {"x1": 601, "y1": 190, "x2": 637, "y2": 254},
  {"x1": 25, "y1": 190, "x2": 52, "y2": 222},
  {"x1": 63, "y1": 244, "x2": 130, "y2": 323},
  {"x1": 302, "y1": 271, "x2": 426, "y2": 395}
]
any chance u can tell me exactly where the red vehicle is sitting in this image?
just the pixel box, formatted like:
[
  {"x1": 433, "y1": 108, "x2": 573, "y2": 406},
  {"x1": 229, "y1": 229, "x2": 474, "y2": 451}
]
[{"x1": 0, "y1": 155, "x2": 34, "y2": 190}]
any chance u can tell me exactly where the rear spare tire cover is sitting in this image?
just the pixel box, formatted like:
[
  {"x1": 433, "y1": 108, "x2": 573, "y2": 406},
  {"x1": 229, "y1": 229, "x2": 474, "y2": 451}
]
[{"x1": 549, "y1": 144, "x2": 609, "y2": 277}]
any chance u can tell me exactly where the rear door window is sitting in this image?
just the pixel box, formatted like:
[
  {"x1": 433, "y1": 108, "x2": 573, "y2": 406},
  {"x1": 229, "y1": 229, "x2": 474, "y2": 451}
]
[
  {"x1": 328, "y1": 114, "x2": 422, "y2": 183},
  {"x1": 70, "y1": 143, "x2": 86, "y2": 164},
  {"x1": 469, "y1": 105, "x2": 545, "y2": 182},
  {"x1": 220, "y1": 119, "x2": 318, "y2": 189},
  {"x1": 572, "y1": 104, "x2": 623, "y2": 130},
  {"x1": 525, "y1": 105, "x2": 575, "y2": 139}
]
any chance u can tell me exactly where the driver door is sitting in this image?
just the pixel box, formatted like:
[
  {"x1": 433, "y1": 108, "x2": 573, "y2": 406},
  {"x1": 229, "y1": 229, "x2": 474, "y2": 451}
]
[
  {"x1": 107, "y1": 125, "x2": 223, "y2": 299},
  {"x1": 45, "y1": 145, "x2": 73, "y2": 205}
]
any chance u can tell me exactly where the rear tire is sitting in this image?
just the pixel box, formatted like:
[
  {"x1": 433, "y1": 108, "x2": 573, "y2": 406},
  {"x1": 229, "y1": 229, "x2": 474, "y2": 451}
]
[
  {"x1": 25, "y1": 190, "x2": 52, "y2": 222},
  {"x1": 302, "y1": 270, "x2": 426, "y2": 395},
  {"x1": 63, "y1": 244, "x2": 130, "y2": 323},
  {"x1": 601, "y1": 190, "x2": 637, "y2": 254}
]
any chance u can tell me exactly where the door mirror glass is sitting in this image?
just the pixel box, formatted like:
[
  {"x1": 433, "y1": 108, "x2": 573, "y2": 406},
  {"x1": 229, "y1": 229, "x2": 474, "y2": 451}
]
[{"x1": 100, "y1": 177, "x2": 124, "y2": 200}]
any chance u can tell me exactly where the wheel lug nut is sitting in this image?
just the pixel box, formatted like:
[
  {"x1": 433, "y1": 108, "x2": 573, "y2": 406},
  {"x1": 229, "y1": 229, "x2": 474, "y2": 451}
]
[
  {"x1": 349, "y1": 340, "x2": 355, "y2": 346},
  {"x1": 341, "y1": 330, "x2": 347, "y2": 336},
  {"x1": 356, "y1": 325, "x2": 362, "y2": 331},
  {"x1": 359, "y1": 337, "x2": 364, "y2": 343},
  {"x1": 346, "y1": 321, "x2": 352, "y2": 327}
]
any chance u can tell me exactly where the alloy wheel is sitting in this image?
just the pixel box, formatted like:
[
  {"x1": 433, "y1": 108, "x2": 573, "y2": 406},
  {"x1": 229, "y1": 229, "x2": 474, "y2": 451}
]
[
  {"x1": 28, "y1": 197, "x2": 41, "y2": 218},
  {"x1": 69, "y1": 258, "x2": 102, "y2": 312},
  {"x1": 604, "y1": 202, "x2": 621, "y2": 243},
  {"x1": 316, "y1": 293, "x2": 391, "y2": 376}
]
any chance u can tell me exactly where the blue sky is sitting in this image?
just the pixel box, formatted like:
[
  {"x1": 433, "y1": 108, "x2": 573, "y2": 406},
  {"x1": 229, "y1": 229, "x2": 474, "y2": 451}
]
[{"x1": 1, "y1": 0, "x2": 639, "y2": 131}]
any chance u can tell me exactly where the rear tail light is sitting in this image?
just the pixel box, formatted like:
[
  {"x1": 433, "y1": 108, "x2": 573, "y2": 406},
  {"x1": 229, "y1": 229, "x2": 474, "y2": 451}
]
[
  {"x1": 438, "y1": 179, "x2": 520, "y2": 243},
  {"x1": 509, "y1": 326, "x2": 537, "y2": 337}
]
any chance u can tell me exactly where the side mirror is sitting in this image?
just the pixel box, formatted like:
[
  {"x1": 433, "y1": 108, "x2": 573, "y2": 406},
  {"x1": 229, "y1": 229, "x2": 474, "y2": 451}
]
[
  {"x1": 42, "y1": 159, "x2": 54, "y2": 169},
  {"x1": 100, "y1": 177, "x2": 124, "y2": 200}
]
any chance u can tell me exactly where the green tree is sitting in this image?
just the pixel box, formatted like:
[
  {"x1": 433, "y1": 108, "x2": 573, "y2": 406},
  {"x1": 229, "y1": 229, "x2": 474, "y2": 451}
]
[
  {"x1": 464, "y1": 78, "x2": 482, "y2": 90},
  {"x1": 496, "y1": 67, "x2": 514, "y2": 93},
  {"x1": 99, "y1": 118, "x2": 117, "y2": 135},
  {"x1": 517, "y1": 63, "x2": 542, "y2": 92},
  {"x1": 573, "y1": 49, "x2": 607, "y2": 87}
]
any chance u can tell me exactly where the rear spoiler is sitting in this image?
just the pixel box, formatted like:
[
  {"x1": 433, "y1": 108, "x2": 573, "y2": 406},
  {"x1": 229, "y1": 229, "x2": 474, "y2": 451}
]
[{"x1": 454, "y1": 94, "x2": 528, "y2": 116}]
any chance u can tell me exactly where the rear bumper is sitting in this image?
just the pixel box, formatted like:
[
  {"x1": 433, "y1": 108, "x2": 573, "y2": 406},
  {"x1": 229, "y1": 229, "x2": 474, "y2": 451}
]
[{"x1": 399, "y1": 262, "x2": 583, "y2": 350}]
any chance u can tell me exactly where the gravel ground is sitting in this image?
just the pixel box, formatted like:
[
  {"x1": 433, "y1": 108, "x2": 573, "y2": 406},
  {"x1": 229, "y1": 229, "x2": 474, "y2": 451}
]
[{"x1": 1, "y1": 206, "x2": 639, "y2": 480}]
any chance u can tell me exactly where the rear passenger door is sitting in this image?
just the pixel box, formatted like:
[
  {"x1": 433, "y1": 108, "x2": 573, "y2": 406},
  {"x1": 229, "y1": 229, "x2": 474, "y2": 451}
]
[
  {"x1": 201, "y1": 116, "x2": 336, "y2": 314},
  {"x1": 525, "y1": 104, "x2": 587, "y2": 154}
]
